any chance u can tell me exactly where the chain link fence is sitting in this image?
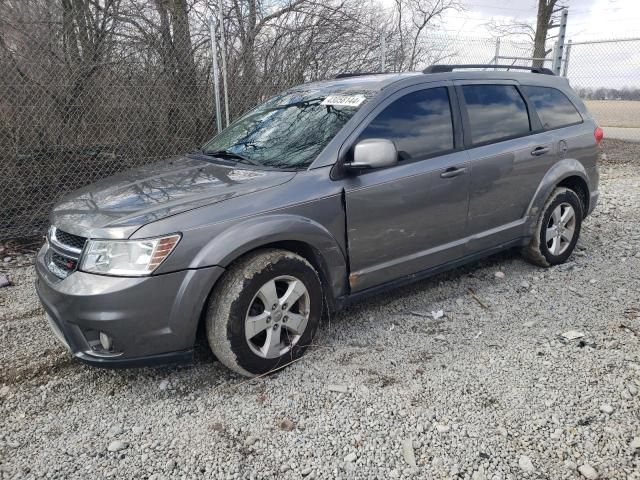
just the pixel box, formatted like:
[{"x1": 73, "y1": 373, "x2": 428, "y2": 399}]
[
  {"x1": 563, "y1": 38, "x2": 640, "y2": 143},
  {"x1": 0, "y1": 3, "x2": 638, "y2": 240}
]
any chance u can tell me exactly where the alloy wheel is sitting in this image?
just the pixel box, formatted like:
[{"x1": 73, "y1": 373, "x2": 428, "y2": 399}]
[
  {"x1": 545, "y1": 202, "x2": 576, "y2": 256},
  {"x1": 244, "y1": 275, "x2": 310, "y2": 359}
]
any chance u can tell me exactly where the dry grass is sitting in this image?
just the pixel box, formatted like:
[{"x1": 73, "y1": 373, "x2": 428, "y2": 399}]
[{"x1": 584, "y1": 100, "x2": 640, "y2": 128}]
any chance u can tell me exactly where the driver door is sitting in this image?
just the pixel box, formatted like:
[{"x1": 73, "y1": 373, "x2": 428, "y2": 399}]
[{"x1": 341, "y1": 84, "x2": 470, "y2": 292}]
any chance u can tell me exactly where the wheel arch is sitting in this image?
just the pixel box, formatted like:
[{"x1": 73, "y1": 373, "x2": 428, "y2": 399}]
[
  {"x1": 526, "y1": 159, "x2": 591, "y2": 227},
  {"x1": 191, "y1": 214, "x2": 349, "y2": 309},
  {"x1": 557, "y1": 175, "x2": 590, "y2": 215},
  {"x1": 246, "y1": 240, "x2": 341, "y2": 313}
]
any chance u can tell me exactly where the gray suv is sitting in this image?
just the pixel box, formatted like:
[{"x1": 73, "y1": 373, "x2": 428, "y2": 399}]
[{"x1": 35, "y1": 65, "x2": 601, "y2": 377}]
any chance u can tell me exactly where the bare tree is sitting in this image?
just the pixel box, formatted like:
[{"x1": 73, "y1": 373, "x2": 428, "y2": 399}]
[
  {"x1": 60, "y1": 0, "x2": 121, "y2": 135},
  {"x1": 112, "y1": 0, "x2": 205, "y2": 137},
  {"x1": 0, "y1": 0, "x2": 474, "y2": 154},
  {"x1": 390, "y1": 0, "x2": 461, "y2": 71},
  {"x1": 532, "y1": 0, "x2": 566, "y2": 68},
  {"x1": 0, "y1": 0, "x2": 123, "y2": 147},
  {"x1": 214, "y1": 0, "x2": 386, "y2": 115},
  {"x1": 487, "y1": 0, "x2": 567, "y2": 68}
]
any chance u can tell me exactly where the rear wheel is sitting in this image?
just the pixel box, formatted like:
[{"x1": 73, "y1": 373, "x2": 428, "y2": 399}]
[
  {"x1": 523, "y1": 187, "x2": 583, "y2": 267},
  {"x1": 205, "y1": 249, "x2": 322, "y2": 377}
]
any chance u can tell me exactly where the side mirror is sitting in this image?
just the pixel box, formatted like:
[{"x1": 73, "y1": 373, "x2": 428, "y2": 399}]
[{"x1": 346, "y1": 138, "x2": 398, "y2": 170}]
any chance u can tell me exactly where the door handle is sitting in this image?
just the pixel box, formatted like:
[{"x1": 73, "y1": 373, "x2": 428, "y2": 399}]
[
  {"x1": 440, "y1": 166, "x2": 467, "y2": 178},
  {"x1": 531, "y1": 146, "x2": 551, "y2": 156}
]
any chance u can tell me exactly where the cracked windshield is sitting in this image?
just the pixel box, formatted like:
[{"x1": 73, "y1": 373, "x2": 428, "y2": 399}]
[{"x1": 201, "y1": 89, "x2": 374, "y2": 169}]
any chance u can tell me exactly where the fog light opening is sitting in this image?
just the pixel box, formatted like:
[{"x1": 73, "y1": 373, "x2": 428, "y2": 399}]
[{"x1": 99, "y1": 332, "x2": 113, "y2": 351}]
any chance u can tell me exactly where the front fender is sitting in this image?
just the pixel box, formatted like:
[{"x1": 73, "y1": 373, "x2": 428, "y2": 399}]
[
  {"x1": 190, "y1": 214, "x2": 348, "y2": 301},
  {"x1": 525, "y1": 158, "x2": 590, "y2": 227}
]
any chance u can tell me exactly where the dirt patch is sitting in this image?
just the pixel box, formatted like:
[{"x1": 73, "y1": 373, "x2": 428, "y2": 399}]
[
  {"x1": 0, "y1": 347, "x2": 76, "y2": 386},
  {"x1": 599, "y1": 138, "x2": 640, "y2": 165}
]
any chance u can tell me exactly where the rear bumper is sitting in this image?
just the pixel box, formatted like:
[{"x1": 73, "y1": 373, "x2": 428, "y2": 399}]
[{"x1": 35, "y1": 245, "x2": 224, "y2": 368}]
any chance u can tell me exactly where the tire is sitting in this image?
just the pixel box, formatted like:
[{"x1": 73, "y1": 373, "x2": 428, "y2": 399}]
[
  {"x1": 205, "y1": 249, "x2": 322, "y2": 377},
  {"x1": 523, "y1": 187, "x2": 583, "y2": 267}
]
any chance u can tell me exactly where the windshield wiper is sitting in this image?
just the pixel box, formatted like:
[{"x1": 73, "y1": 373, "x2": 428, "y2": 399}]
[
  {"x1": 201, "y1": 149, "x2": 262, "y2": 166},
  {"x1": 269, "y1": 97, "x2": 326, "y2": 111}
]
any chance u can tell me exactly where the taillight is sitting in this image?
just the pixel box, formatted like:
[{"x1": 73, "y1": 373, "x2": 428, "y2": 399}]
[{"x1": 594, "y1": 126, "x2": 604, "y2": 145}]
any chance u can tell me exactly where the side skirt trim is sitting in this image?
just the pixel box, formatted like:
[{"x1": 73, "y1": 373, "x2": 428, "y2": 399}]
[{"x1": 337, "y1": 238, "x2": 524, "y2": 309}]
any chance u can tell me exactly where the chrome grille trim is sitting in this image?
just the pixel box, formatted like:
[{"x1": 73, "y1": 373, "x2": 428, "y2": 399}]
[
  {"x1": 49, "y1": 226, "x2": 86, "y2": 255},
  {"x1": 54, "y1": 229, "x2": 87, "y2": 251},
  {"x1": 46, "y1": 226, "x2": 87, "y2": 278},
  {"x1": 46, "y1": 251, "x2": 72, "y2": 279}
]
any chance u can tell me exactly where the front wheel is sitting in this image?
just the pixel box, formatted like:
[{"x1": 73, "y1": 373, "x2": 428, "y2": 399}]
[
  {"x1": 205, "y1": 249, "x2": 322, "y2": 377},
  {"x1": 523, "y1": 187, "x2": 583, "y2": 267}
]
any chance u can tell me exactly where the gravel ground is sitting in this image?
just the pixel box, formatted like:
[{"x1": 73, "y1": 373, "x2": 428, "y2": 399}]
[{"x1": 1, "y1": 140, "x2": 639, "y2": 480}]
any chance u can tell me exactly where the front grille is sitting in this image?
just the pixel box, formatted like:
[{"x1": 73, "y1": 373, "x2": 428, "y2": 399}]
[
  {"x1": 51, "y1": 251, "x2": 78, "y2": 271},
  {"x1": 46, "y1": 250, "x2": 78, "y2": 279},
  {"x1": 54, "y1": 229, "x2": 87, "y2": 251},
  {"x1": 46, "y1": 226, "x2": 86, "y2": 278}
]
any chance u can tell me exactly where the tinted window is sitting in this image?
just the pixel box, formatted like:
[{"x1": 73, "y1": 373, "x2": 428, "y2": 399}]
[
  {"x1": 359, "y1": 87, "x2": 454, "y2": 161},
  {"x1": 522, "y1": 85, "x2": 582, "y2": 129},
  {"x1": 462, "y1": 85, "x2": 531, "y2": 145}
]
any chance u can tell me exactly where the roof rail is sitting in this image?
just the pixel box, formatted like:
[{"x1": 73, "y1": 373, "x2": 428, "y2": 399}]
[
  {"x1": 334, "y1": 72, "x2": 385, "y2": 79},
  {"x1": 423, "y1": 64, "x2": 555, "y2": 75}
]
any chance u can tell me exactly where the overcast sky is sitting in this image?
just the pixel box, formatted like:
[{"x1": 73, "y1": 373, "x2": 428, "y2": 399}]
[
  {"x1": 440, "y1": 0, "x2": 640, "y2": 40},
  {"x1": 377, "y1": 0, "x2": 639, "y2": 88}
]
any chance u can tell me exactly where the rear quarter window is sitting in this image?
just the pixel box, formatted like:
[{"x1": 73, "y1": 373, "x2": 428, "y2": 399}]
[{"x1": 521, "y1": 85, "x2": 583, "y2": 130}]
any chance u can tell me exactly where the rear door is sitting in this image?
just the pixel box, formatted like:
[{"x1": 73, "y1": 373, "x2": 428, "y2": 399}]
[
  {"x1": 341, "y1": 83, "x2": 471, "y2": 292},
  {"x1": 520, "y1": 84, "x2": 586, "y2": 162},
  {"x1": 454, "y1": 80, "x2": 556, "y2": 252}
]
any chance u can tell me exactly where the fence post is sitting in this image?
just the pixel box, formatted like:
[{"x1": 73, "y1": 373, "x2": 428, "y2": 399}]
[
  {"x1": 218, "y1": 0, "x2": 230, "y2": 128},
  {"x1": 380, "y1": 31, "x2": 386, "y2": 72},
  {"x1": 493, "y1": 38, "x2": 500, "y2": 70},
  {"x1": 562, "y1": 39, "x2": 572, "y2": 77},
  {"x1": 208, "y1": 16, "x2": 222, "y2": 134},
  {"x1": 552, "y1": 8, "x2": 568, "y2": 75}
]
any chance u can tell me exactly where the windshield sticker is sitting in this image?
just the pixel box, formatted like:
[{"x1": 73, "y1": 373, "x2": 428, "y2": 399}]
[{"x1": 321, "y1": 95, "x2": 366, "y2": 107}]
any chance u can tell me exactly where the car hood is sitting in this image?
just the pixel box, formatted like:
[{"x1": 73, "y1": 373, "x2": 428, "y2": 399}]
[{"x1": 51, "y1": 154, "x2": 296, "y2": 239}]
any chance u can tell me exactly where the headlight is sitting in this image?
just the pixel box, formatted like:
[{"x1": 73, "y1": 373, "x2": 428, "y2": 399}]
[{"x1": 80, "y1": 234, "x2": 181, "y2": 276}]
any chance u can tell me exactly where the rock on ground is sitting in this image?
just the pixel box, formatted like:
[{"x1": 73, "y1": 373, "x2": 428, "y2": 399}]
[
  {"x1": 518, "y1": 455, "x2": 535, "y2": 473},
  {"x1": 107, "y1": 440, "x2": 128, "y2": 453},
  {"x1": 578, "y1": 463, "x2": 599, "y2": 479}
]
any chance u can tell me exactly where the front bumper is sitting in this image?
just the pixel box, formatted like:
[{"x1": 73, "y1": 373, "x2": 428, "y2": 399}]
[{"x1": 35, "y1": 245, "x2": 224, "y2": 368}]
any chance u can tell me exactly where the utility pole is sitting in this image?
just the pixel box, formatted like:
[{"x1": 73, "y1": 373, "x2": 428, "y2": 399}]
[
  {"x1": 552, "y1": 8, "x2": 568, "y2": 75},
  {"x1": 493, "y1": 37, "x2": 501, "y2": 70},
  {"x1": 208, "y1": 16, "x2": 222, "y2": 134}
]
